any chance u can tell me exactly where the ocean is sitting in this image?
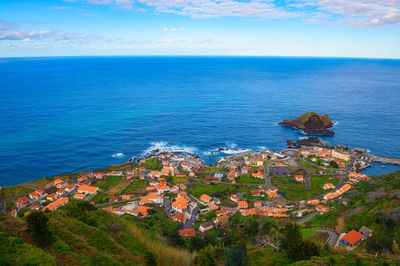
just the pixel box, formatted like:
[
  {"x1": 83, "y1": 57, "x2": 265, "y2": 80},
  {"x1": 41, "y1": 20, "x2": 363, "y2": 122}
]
[{"x1": 0, "y1": 56, "x2": 399, "y2": 186}]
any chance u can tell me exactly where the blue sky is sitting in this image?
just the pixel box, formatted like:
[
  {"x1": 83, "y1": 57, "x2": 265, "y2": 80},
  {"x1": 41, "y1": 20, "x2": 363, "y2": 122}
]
[{"x1": 0, "y1": 0, "x2": 400, "y2": 58}]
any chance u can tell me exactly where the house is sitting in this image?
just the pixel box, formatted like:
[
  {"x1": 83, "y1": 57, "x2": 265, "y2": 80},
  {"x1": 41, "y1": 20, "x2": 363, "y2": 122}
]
[
  {"x1": 254, "y1": 201, "x2": 262, "y2": 208},
  {"x1": 316, "y1": 205, "x2": 329, "y2": 214},
  {"x1": 169, "y1": 212, "x2": 187, "y2": 223},
  {"x1": 216, "y1": 208, "x2": 227, "y2": 216},
  {"x1": 45, "y1": 179, "x2": 64, "y2": 188},
  {"x1": 56, "y1": 189, "x2": 65, "y2": 197},
  {"x1": 269, "y1": 186, "x2": 278, "y2": 193},
  {"x1": 15, "y1": 196, "x2": 29, "y2": 208},
  {"x1": 140, "y1": 193, "x2": 162, "y2": 205},
  {"x1": 150, "y1": 171, "x2": 161, "y2": 178},
  {"x1": 266, "y1": 191, "x2": 278, "y2": 198},
  {"x1": 295, "y1": 175, "x2": 304, "y2": 182},
  {"x1": 200, "y1": 194, "x2": 212, "y2": 204},
  {"x1": 121, "y1": 194, "x2": 131, "y2": 200},
  {"x1": 359, "y1": 226, "x2": 373, "y2": 238},
  {"x1": 227, "y1": 172, "x2": 237, "y2": 182},
  {"x1": 65, "y1": 183, "x2": 76, "y2": 192},
  {"x1": 133, "y1": 206, "x2": 153, "y2": 217},
  {"x1": 241, "y1": 166, "x2": 249, "y2": 174},
  {"x1": 108, "y1": 171, "x2": 123, "y2": 176},
  {"x1": 47, "y1": 193, "x2": 57, "y2": 201},
  {"x1": 146, "y1": 186, "x2": 156, "y2": 192},
  {"x1": 78, "y1": 185, "x2": 99, "y2": 195},
  {"x1": 56, "y1": 180, "x2": 68, "y2": 189},
  {"x1": 181, "y1": 161, "x2": 191, "y2": 171},
  {"x1": 252, "y1": 172, "x2": 264, "y2": 179},
  {"x1": 214, "y1": 214, "x2": 230, "y2": 224},
  {"x1": 43, "y1": 197, "x2": 69, "y2": 211},
  {"x1": 30, "y1": 205, "x2": 39, "y2": 211},
  {"x1": 238, "y1": 201, "x2": 248, "y2": 209},
  {"x1": 199, "y1": 222, "x2": 213, "y2": 232},
  {"x1": 110, "y1": 195, "x2": 119, "y2": 202},
  {"x1": 10, "y1": 209, "x2": 17, "y2": 217},
  {"x1": 29, "y1": 191, "x2": 41, "y2": 201},
  {"x1": 94, "y1": 172, "x2": 104, "y2": 179},
  {"x1": 213, "y1": 173, "x2": 223, "y2": 183},
  {"x1": 172, "y1": 196, "x2": 188, "y2": 213},
  {"x1": 156, "y1": 185, "x2": 170, "y2": 194},
  {"x1": 340, "y1": 230, "x2": 364, "y2": 247},
  {"x1": 308, "y1": 199, "x2": 320, "y2": 205},
  {"x1": 323, "y1": 183, "x2": 335, "y2": 190},
  {"x1": 73, "y1": 193, "x2": 85, "y2": 200},
  {"x1": 230, "y1": 194, "x2": 239, "y2": 203},
  {"x1": 250, "y1": 158, "x2": 264, "y2": 166},
  {"x1": 179, "y1": 228, "x2": 196, "y2": 237},
  {"x1": 332, "y1": 150, "x2": 350, "y2": 161}
]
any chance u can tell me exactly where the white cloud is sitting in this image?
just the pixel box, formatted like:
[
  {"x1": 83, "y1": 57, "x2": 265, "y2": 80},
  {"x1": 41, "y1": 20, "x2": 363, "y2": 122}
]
[
  {"x1": 163, "y1": 27, "x2": 185, "y2": 32},
  {"x1": 64, "y1": 0, "x2": 400, "y2": 26}
]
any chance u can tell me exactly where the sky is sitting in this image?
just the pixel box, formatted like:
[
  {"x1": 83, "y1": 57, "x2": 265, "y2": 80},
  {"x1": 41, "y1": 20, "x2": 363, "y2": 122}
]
[{"x1": 0, "y1": 0, "x2": 400, "y2": 58}]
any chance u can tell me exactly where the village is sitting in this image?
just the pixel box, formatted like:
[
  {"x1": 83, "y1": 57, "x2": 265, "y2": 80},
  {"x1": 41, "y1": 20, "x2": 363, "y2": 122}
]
[{"x1": 1, "y1": 142, "x2": 376, "y2": 249}]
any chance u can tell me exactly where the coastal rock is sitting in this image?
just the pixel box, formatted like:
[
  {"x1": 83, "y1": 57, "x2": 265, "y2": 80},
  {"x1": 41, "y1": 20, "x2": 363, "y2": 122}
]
[{"x1": 278, "y1": 112, "x2": 335, "y2": 136}]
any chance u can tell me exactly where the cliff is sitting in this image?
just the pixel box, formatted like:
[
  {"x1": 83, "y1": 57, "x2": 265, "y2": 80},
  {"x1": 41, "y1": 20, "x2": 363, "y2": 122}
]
[{"x1": 278, "y1": 112, "x2": 334, "y2": 135}]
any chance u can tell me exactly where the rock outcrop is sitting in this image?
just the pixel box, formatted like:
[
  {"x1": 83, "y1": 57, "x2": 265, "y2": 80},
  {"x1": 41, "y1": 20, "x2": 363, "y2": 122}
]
[{"x1": 279, "y1": 112, "x2": 335, "y2": 136}]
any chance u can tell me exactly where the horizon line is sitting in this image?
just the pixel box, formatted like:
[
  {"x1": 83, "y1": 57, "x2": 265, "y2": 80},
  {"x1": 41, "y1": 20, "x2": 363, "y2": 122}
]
[{"x1": 1, "y1": 54, "x2": 400, "y2": 60}]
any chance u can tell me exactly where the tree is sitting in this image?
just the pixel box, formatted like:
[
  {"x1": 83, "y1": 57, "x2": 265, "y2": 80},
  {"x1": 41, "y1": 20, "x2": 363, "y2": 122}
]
[
  {"x1": 189, "y1": 237, "x2": 206, "y2": 252},
  {"x1": 26, "y1": 211, "x2": 53, "y2": 246},
  {"x1": 280, "y1": 223, "x2": 319, "y2": 262},
  {"x1": 194, "y1": 247, "x2": 216, "y2": 266},
  {"x1": 329, "y1": 161, "x2": 339, "y2": 168},
  {"x1": 225, "y1": 242, "x2": 248, "y2": 266}
]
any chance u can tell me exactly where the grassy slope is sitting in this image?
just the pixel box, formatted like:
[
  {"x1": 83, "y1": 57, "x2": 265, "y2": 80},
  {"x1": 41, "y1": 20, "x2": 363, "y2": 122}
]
[{"x1": 0, "y1": 203, "x2": 195, "y2": 265}]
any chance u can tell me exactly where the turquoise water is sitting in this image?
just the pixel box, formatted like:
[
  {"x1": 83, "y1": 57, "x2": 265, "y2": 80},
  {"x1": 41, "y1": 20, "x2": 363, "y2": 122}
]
[{"x1": 0, "y1": 56, "x2": 399, "y2": 185}]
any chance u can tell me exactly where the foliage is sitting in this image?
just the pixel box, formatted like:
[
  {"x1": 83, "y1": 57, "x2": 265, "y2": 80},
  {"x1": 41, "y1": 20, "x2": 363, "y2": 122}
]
[
  {"x1": 225, "y1": 242, "x2": 249, "y2": 266},
  {"x1": 26, "y1": 211, "x2": 54, "y2": 246},
  {"x1": 195, "y1": 246, "x2": 216, "y2": 266},
  {"x1": 280, "y1": 223, "x2": 319, "y2": 262},
  {"x1": 144, "y1": 158, "x2": 162, "y2": 171}
]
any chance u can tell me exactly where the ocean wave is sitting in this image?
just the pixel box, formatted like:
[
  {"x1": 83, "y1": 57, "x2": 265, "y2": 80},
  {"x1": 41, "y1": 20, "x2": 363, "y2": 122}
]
[
  {"x1": 143, "y1": 142, "x2": 198, "y2": 154},
  {"x1": 112, "y1": 153, "x2": 125, "y2": 158},
  {"x1": 204, "y1": 146, "x2": 250, "y2": 156}
]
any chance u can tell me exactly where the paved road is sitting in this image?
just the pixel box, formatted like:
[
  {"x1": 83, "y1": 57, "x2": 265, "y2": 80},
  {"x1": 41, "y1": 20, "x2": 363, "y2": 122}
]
[
  {"x1": 295, "y1": 212, "x2": 318, "y2": 224},
  {"x1": 314, "y1": 228, "x2": 339, "y2": 247},
  {"x1": 263, "y1": 164, "x2": 271, "y2": 189},
  {"x1": 0, "y1": 193, "x2": 30, "y2": 214},
  {"x1": 180, "y1": 193, "x2": 201, "y2": 229}
]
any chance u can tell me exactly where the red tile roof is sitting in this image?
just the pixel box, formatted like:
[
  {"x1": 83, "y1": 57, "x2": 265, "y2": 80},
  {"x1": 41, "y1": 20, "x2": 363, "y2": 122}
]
[
  {"x1": 342, "y1": 230, "x2": 364, "y2": 246},
  {"x1": 179, "y1": 228, "x2": 196, "y2": 237}
]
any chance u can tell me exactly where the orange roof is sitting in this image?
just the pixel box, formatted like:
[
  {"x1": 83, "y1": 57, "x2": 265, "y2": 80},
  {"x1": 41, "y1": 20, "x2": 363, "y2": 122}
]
[
  {"x1": 140, "y1": 194, "x2": 158, "y2": 203},
  {"x1": 252, "y1": 173, "x2": 264, "y2": 177},
  {"x1": 66, "y1": 184, "x2": 75, "y2": 190},
  {"x1": 150, "y1": 171, "x2": 161, "y2": 176},
  {"x1": 16, "y1": 196, "x2": 28, "y2": 203},
  {"x1": 254, "y1": 201, "x2": 262, "y2": 206},
  {"x1": 157, "y1": 185, "x2": 170, "y2": 191},
  {"x1": 146, "y1": 186, "x2": 156, "y2": 191},
  {"x1": 238, "y1": 201, "x2": 248, "y2": 207},
  {"x1": 78, "y1": 185, "x2": 99, "y2": 193},
  {"x1": 179, "y1": 228, "x2": 196, "y2": 237},
  {"x1": 134, "y1": 206, "x2": 153, "y2": 217},
  {"x1": 342, "y1": 230, "x2": 364, "y2": 245},
  {"x1": 316, "y1": 205, "x2": 325, "y2": 211},
  {"x1": 201, "y1": 194, "x2": 212, "y2": 202},
  {"x1": 74, "y1": 193, "x2": 85, "y2": 199},
  {"x1": 43, "y1": 197, "x2": 69, "y2": 211}
]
